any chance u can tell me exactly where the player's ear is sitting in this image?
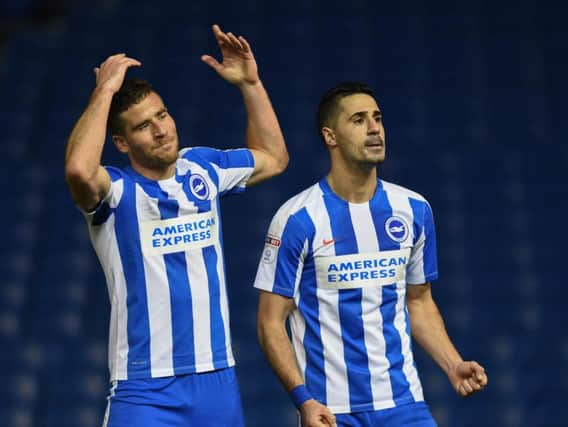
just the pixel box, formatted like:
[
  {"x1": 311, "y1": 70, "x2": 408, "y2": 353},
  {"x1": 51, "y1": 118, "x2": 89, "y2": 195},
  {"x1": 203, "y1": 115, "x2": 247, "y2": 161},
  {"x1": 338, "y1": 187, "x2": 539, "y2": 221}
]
[
  {"x1": 321, "y1": 127, "x2": 336, "y2": 148},
  {"x1": 112, "y1": 135, "x2": 129, "y2": 154}
]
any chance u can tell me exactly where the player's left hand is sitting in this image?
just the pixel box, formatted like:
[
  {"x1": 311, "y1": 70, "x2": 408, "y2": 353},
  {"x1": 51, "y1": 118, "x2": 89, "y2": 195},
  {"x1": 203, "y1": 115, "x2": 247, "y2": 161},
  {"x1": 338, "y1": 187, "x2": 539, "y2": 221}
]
[
  {"x1": 201, "y1": 24, "x2": 259, "y2": 87},
  {"x1": 449, "y1": 361, "x2": 488, "y2": 397}
]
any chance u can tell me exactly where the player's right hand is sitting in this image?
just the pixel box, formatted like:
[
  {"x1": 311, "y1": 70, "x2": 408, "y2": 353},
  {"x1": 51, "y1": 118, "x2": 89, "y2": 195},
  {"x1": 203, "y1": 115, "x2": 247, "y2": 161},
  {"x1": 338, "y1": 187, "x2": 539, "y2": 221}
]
[
  {"x1": 450, "y1": 360, "x2": 488, "y2": 397},
  {"x1": 300, "y1": 399, "x2": 337, "y2": 427},
  {"x1": 93, "y1": 53, "x2": 141, "y2": 94}
]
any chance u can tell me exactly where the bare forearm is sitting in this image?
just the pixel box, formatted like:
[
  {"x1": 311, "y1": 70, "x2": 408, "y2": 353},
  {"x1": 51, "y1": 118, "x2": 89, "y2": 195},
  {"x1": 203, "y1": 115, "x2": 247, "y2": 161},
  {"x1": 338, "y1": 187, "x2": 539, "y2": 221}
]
[
  {"x1": 408, "y1": 297, "x2": 462, "y2": 376},
  {"x1": 65, "y1": 86, "x2": 114, "y2": 210},
  {"x1": 239, "y1": 81, "x2": 287, "y2": 168},
  {"x1": 258, "y1": 321, "x2": 304, "y2": 392},
  {"x1": 65, "y1": 87, "x2": 114, "y2": 179}
]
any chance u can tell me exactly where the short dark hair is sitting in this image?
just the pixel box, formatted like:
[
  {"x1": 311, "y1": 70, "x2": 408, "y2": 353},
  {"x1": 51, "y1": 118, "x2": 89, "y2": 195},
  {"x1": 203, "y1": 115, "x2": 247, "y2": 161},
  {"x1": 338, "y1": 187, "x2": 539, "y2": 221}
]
[
  {"x1": 316, "y1": 82, "x2": 374, "y2": 137},
  {"x1": 109, "y1": 78, "x2": 155, "y2": 135}
]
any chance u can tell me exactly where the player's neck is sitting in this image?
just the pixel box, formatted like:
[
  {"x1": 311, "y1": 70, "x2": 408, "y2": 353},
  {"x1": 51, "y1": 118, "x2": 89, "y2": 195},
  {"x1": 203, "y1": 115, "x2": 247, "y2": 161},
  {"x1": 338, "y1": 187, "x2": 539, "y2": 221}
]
[
  {"x1": 130, "y1": 162, "x2": 176, "y2": 181},
  {"x1": 327, "y1": 165, "x2": 377, "y2": 204}
]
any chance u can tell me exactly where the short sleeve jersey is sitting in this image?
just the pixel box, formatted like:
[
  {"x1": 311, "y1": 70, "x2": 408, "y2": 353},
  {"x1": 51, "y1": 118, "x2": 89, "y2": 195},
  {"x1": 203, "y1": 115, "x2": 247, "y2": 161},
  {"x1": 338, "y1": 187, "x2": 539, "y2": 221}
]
[
  {"x1": 85, "y1": 147, "x2": 254, "y2": 381},
  {"x1": 254, "y1": 178, "x2": 438, "y2": 413}
]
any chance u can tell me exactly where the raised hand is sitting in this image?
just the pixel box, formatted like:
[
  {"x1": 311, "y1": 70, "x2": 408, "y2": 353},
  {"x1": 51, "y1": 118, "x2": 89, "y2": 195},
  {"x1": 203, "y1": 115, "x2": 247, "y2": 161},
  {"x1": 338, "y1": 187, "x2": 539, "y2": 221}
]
[
  {"x1": 93, "y1": 53, "x2": 141, "y2": 94},
  {"x1": 201, "y1": 24, "x2": 259, "y2": 87},
  {"x1": 450, "y1": 361, "x2": 488, "y2": 397}
]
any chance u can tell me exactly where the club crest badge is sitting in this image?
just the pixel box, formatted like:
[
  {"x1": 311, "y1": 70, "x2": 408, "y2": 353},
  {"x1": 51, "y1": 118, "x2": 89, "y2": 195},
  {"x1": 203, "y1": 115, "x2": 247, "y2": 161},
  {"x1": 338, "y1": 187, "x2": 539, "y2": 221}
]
[
  {"x1": 385, "y1": 216, "x2": 409, "y2": 243},
  {"x1": 189, "y1": 174, "x2": 209, "y2": 200}
]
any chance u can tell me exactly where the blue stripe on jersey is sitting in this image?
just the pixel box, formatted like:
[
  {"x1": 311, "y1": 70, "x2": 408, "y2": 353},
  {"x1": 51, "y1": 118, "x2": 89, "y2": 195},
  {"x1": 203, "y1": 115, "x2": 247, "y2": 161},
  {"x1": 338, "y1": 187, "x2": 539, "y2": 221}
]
[
  {"x1": 408, "y1": 198, "x2": 424, "y2": 246},
  {"x1": 413, "y1": 199, "x2": 438, "y2": 281},
  {"x1": 225, "y1": 149, "x2": 254, "y2": 168},
  {"x1": 149, "y1": 181, "x2": 196, "y2": 374},
  {"x1": 272, "y1": 215, "x2": 305, "y2": 297},
  {"x1": 189, "y1": 147, "x2": 253, "y2": 169},
  {"x1": 114, "y1": 177, "x2": 151, "y2": 379},
  {"x1": 323, "y1": 195, "x2": 374, "y2": 411},
  {"x1": 370, "y1": 191, "x2": 413, "y2": 405},
  {"x1": 408, "y1": 197, "x2": 438, "y2": 281},
  {"x1": 106, "y1": 166, "x2": 123, "y2": 181},
  {"x1": 289, "y1": 210, "x2": 327, "y2": 405}
]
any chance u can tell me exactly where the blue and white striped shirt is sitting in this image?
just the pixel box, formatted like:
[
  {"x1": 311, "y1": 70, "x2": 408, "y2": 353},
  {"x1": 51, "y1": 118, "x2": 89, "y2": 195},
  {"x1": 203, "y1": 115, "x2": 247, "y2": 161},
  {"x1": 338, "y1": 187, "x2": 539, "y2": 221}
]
[
  {"x1": 254, "y1": 177, "x2": 438, "y2": 413},
  {"x1": 85, "y1": 146, "x2": 254, "y2": 381}
]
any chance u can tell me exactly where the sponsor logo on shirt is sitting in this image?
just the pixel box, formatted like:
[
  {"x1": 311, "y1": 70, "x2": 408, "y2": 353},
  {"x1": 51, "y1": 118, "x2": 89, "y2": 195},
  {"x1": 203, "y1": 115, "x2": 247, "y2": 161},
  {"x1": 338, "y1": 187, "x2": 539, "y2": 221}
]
[
  {"x1": 189, "y1": 174, "x2": 209, "y2": 200},
  {"x1": 385, "y1": 216, "x2": 409, "y2": 243},
  {"x1": 266, "y1": 235, "x2": 281, "y2": 247},
  {"x1": 262, "y1": 234, "x2": 281, "y2": 264},
  {"x1": 139, "y1": 211, "x2": 218, "y2": 255},
  {"x1": 315, "y1": 249, "x2": 410, "y2": 289}
]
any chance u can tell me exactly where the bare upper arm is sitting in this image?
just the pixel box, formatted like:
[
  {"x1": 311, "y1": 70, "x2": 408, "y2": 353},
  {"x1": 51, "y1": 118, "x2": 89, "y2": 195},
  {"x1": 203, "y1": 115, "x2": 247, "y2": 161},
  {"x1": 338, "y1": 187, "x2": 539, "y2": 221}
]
[
  {"x1": 65, "y1": 165, "x2": 111, "y2": 212},
  {"x1": 257, "y1": 290, "x2": 296, "y2": 324},
  {"x1": 247, "y1": 148, "x2": 287, "y2": 187},
  {"x1": 406, "y1": 282, "x2": 432, "y2": 305}
]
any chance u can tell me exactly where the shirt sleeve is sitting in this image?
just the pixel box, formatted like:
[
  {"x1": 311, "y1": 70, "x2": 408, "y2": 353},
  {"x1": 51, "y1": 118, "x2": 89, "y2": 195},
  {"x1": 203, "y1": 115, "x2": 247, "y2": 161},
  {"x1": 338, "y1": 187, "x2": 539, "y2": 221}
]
[
  {"x1": 254, "y1": 211, "x2": 308, "y2": 298},
  {"x1": 183, "y1": 147, "x2": 254, "y2": 196},
  {"x1": 82, "y1": 166, "x2": 124, "y2": 226},
  {"x1": 407, "y1": 200, "x2": 439, "y2": 285}
]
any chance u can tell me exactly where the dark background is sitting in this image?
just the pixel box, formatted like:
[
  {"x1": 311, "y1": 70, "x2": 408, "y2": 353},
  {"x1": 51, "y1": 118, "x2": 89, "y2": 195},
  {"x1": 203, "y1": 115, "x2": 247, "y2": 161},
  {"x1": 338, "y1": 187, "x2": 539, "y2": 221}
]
[{"x1": 0, "y1": 0, "x2": 566, "y2": 426}]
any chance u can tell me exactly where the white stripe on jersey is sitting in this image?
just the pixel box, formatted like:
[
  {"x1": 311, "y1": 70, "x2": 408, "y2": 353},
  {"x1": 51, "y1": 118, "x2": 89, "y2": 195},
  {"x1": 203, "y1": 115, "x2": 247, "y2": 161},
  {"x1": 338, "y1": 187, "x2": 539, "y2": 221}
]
[
  {"x1": 305, "y1": 196, "x2": 350, "y2": 411},
  {"x1": 186, "y1": 250, "x2": 214, "y2": 369},
  {"x1": 176, "y1": 157, "x2": 193, "y2": 176},
  {"x1": 86, "y1": 180, "x2": 130, "y2": 380},
  {"x1": 289, "y1": 240, "x2": 309, "y2": 380},
  {"x1": 211, "y1": 163, "x2": 252, "y2": 192},
  {"x1": 348, "y1": 204, "x2": 395, "y2": 410},
  {"x1": 213, "y1": 199, "x2": 235, "y2": 368},
  {"x1": 108, "y1": 216, "x2": 129, "y2": 380},
  {"x1": 136, "y1": 184, "x2": 175, "y2": 378}
]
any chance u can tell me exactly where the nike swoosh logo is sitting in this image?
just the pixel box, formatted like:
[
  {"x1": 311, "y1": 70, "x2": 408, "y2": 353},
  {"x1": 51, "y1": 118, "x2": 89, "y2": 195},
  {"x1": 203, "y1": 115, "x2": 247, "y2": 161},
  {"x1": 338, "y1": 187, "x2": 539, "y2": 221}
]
[{"x1": 322, "y1": 239, "x2": 335, "y2": 245}]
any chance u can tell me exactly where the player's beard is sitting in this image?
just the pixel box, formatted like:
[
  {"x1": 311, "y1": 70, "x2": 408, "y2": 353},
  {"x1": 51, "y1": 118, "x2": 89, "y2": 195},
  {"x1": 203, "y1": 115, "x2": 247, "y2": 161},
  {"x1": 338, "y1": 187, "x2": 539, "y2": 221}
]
[{"x1": 131, "y1": 136, "x2": 179, "y2": 171}]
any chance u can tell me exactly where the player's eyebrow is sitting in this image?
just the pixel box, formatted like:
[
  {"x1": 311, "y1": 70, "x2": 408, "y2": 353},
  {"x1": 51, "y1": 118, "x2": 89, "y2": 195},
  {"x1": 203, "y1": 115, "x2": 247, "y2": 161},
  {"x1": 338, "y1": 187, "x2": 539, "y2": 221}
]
[
  {"x1": 348, "y1": 111, "x2": 366, "y2": 120},
  {"x1": 132, "y1": 108, "x2": 168, "y2": 129},
  {"x1": 348, "y1": 110, "x2": 382, "y2": 120}
]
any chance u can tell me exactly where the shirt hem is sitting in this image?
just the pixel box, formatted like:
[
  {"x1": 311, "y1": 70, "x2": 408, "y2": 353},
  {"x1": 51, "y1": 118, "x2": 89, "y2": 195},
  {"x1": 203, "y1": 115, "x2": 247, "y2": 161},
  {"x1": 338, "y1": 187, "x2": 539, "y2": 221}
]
[
  {"x1": 328, "y1": 396, "x2": 423, "y2": 414},
  {"x1": 407, "y1": 271, "x2": 438, "y2": 285},
  {"x1": 109, "y1": 357, "x2": 235, "y2": 382},
  {"x1": 254, "y1": 283, "x2": 294, "y2": 298}
]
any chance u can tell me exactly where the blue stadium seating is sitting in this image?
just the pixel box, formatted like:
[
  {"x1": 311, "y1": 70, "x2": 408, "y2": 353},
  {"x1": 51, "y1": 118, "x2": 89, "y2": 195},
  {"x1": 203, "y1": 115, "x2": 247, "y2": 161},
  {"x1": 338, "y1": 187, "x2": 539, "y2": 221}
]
[{"x1": 0, "y1": 0, "x2": 566, "y2": 426}]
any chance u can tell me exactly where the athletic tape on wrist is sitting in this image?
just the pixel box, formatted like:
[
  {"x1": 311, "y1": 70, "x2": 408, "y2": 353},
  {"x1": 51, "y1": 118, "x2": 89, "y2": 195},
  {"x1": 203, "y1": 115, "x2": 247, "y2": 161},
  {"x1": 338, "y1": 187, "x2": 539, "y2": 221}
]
[{"x1": 290, "y1": 384, "x2": 312, "y2": 409}]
